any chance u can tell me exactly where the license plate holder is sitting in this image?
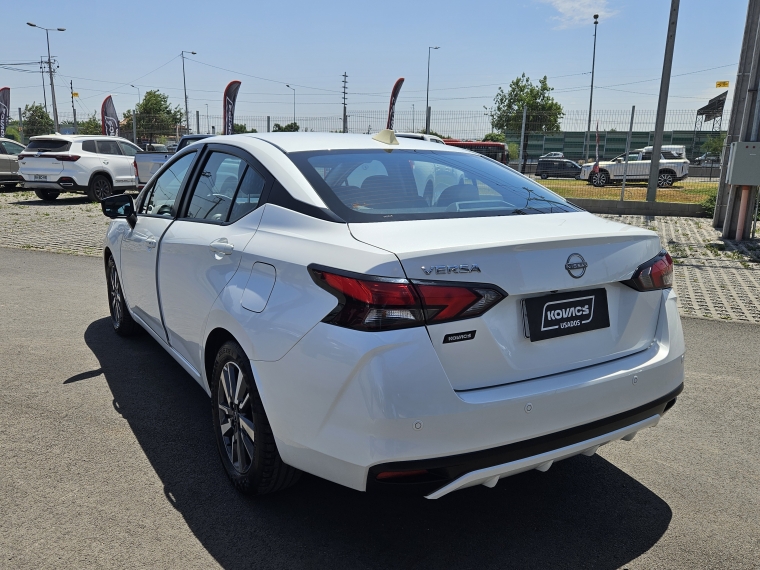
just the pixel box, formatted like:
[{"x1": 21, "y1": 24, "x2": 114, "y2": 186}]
[
  {"x1": 33, "y1": 174, "x2": 48, "y2": 181},
  {"x1": 523, "y1": 288, "x2": 610, "y2": 342}
]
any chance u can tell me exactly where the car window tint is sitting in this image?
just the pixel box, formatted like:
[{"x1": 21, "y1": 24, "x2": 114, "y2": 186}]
[
  {"x1": 82, "y1": 140, "x2": 96, "y2": 153},
  {"x1": 119, "y1": 142, "x2": 139, "y2": 156},
  {"x1": 229, "y1": 166, "x2": 266, "y2": 222},
  {"x1": 96, "y1": 140, "x2": 123, "y2": 155},
  {"x1": 2, "y1": 142, "x2": 24, "y2": 155},
  {"x1": 26, "y1": 139, "x2": 71, "y2": 152},
  {"x1": 185, "y1": 152, "x2": 245, "y2": 222},
  {"x1": 141, "y1": 152, "x2": 196, "y2": 217}
]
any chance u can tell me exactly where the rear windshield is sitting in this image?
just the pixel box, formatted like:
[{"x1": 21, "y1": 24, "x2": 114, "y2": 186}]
[
  {"x1": 26, "y1": 139, "x2": 71, "y2": 152},
  {"x1": 290, "y1": 149, "x2": 579, "y2": 222}
]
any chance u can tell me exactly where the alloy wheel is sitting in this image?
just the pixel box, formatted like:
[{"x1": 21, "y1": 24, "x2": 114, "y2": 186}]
[
  {"x1": 658, "y1": 173, "x2": 674, "y2": 188},
  {"x1": 93, "y1": 178, "x2": 112, "y2": 200},
  {"x1": 217, "y1": 362, "x2": 256, "y2": 474},
  {"x1": 108, "y1": 262, "x2": 123, "y2": 326}
]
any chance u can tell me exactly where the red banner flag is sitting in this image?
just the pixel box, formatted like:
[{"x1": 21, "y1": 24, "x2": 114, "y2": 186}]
[
  {"x1": 101, "y1": 96, "x2": 119, "y2": 137},
  {"x1": 223, "y1": 81, "x2": 242, "y2": 135},
  {"x1": 386, "y1": 78, "x2": 405, "y2": 130}
]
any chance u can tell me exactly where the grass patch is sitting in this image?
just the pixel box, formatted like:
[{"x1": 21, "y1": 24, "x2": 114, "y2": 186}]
[{"x1": 538, "y1": 178, "x2": 717, "y2": 204}]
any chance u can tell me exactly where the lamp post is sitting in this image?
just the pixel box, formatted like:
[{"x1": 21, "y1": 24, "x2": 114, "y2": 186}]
[
  {"x1": 205, "y1": 104, "x2": 209, "y2": 134},
  {"x1": 181, "y1": 50, "x2": 196, "y2": 134},
  {"x1": 27, "y1": 22, "x2": 65, "y2": 133},
  {"x1": 130, "y1": 84, "x2": 141, "y2": 107},
  {"x1": 583, "y1": 15, "x2": 599, "y2": 162},
  {"x1": 425, "y1": 46, "x2": 439, "y2": 134},
  {"x1": 285, "y1": 85, "x2": 296, "y2": 126}
]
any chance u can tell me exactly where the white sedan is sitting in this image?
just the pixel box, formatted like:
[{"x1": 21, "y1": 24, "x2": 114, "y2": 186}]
[{"x1": 100, "y1": 132, "x2": 684, "y2": 499}]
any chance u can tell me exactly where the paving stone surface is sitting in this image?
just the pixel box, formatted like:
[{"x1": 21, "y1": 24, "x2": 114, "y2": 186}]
[{"x1": 2, "y1": 188, "x2": 759, "y2": 323}]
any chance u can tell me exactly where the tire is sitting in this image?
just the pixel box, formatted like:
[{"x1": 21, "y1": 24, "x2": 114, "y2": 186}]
[
  {"x1": 106, "y1": 256, "x2": 140, "y2": 336},
  {"x1": 211, "y1": 341, "x2": 300, "y2": 495},
  {"x1": 34, "y1": 189, "x2": 60, "y2": 201},
  {"x1": 540, "y1": 173, "x2": 548, "y2": 180},
  {"x1": 658, "y1": 171, "x2": 674, "y2": 188},
  {"x1": 591, "y1": 171, "x2": 608, "y2": 187},
  {"x1": 87, "y1": 174, "x2": 113, "y2": 202}
]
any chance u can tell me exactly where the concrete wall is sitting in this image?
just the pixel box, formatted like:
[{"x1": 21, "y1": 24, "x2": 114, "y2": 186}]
[{"x1": 568, "y1": 198, "x2": 705, "y2": 217}]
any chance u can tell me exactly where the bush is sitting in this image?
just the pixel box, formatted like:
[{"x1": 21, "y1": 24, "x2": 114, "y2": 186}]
[
  {"x1": 483, "y1": 132, "x2": 505, "y2": 143},
  {"x1": 700, "y1": 192, "x2": 716, "y2": 218}
]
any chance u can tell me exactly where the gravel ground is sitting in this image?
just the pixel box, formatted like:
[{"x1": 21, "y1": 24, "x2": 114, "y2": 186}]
[
  {"x1": 2, "y1": 187, "x2": 760, "y2": 322},
  {"x1": 0, "y1": 247, "x2": 758, "y2": 569}
]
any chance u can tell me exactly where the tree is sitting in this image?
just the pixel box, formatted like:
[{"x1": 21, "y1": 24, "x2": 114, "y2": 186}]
[
  {"x1": 122, "y1": 90, "x2": 183, "y2": 143},
  {"x1": 272, "y1": 122, "x2": 299, "y2": 132},
  {"x1": 233, "y1": 123, "x2": 257, "y2": 134},
  {"x1": 486, "y1": 74, "x2": 563, "y2": 171},
  {"x1": 483, "y1": 132, "x2": 505, "y2": 143},
  {"x1": 76, "y1": 113, "x2": 102, "y2": 135},
  {"x1": 702, "y1": 134, "x2": 726, "y2": 156},
  {"x1": 21, "y1": 103, "x2": 54, "y2": 138}
]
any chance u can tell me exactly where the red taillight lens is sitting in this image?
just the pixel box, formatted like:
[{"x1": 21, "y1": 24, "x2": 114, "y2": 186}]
[
  {"x1": 311, "y1": 269, "x2": 424, "y2": 331},
  {"x1": 133, "y1": 160, "x2": 138, "y2": 177},
  {"x1": 310, "y1": 267, "x2": 506, "y2": 331},
  {"x1": 54, "y1": 154, "x2": 80, "y2": 162},
  {"x1": 624, "y1": 250, "x2": 673, "y2": 291},
  {"x1": 414, "y1": 282, "x2": 505, "y2": 323}
]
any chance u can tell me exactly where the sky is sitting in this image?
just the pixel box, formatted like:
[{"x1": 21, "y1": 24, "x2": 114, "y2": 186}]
[{"x1": 1, "y1": 0, "x2": 750, "y2": 121}]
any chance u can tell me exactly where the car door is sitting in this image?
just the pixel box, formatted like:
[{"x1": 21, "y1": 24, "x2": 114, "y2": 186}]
[
  {"x1": 96, "y1": 139, "x2": 132, "y2": 189},
  {"x1": 0, "y1": 143, "x2": 10, "y2": 180},
  {"x1": 157, "y1": 145, "x2": 269, "y2": 371},
  {"x1": 1, "y1": 141, "x2": 25, "y2": 181},
  {"x1": 118, "y1": 141, "x2": 140, "y2": 187},
  {"x1": 120, "y1": 150, "x2": 198, "y2": 340}
]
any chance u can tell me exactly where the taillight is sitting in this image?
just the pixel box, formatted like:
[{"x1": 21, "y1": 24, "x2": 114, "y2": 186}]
[
  {"x1": 133, "y1": 160, "x2": 138, "y2": 177},
  {"x1": 309, "y1": 267, "x2": 506, "y2": 331},
  {"x1": 623, "y1": 250, "x2": 673, "y2": 291},
  {"x1": 53, "y1": 155, "x2": 80, "y2": 162}
]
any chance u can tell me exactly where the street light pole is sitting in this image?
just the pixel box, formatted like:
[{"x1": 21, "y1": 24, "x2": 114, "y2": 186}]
[
  {"x1": 425, "y1": 46, "x2": 439, "y2": 135},
  {"x1": 130, "y1": 84, "x2": 141, "y2": 108},
  {"x1": 181, "y1": 51, "x2": 196, "y2": 134},
  {"x1": 583, "y1": 15, "x2": 599, "y2": 162},
  {"x1": 205, "y1": 104, "x2": 209, "y2": 134},
  {"x1": 286, "y1": 84, "x2": 296, "y2": 125},
  {"x1": 27, "y1": 23, "x2": 65, "y2": 133}
]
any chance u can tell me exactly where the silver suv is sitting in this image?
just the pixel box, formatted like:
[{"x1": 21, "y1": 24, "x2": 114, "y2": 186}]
[
  {"x1": 19, "y1": 135, "x2": 140, "y2": 201},
  {"x1": 0, "y1": 138, "x2": 26, "y2": 188}
]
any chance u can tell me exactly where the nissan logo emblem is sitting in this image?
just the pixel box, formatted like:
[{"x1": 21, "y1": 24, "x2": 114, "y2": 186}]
[{"x1": 565, "y1": 253, "x2": 588, "y2": 279}]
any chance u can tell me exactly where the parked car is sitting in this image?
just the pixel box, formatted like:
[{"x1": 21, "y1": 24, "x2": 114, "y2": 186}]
[
  {"x1": 579, "y1": 147, "x2": 689, "y2": 187},
  {"x1": 535, "y1": 158, "x2": 581, "y2": 180},
  {"x1": 143, "y1": 143, "x2": 168, "y2": 152},
  {"x1": 18, "y1": 135, "x2": 140, "y2": 201},
  {"x1": 540, "y1": 152, "x2": 564, "y2": 159},
  {"x1": 99, "y1": 132, "x2": 683, "y2": 499},
  {"x1": 0, "y1": 138, "x2": 26, "y2": 188},
  {"x1": 135, "y1": 134, "x2": 211, "y2": 188},
  {"x1": 443, "y1": 140, "x2": 509, "y2": 164},
  {"x1": 693, "y1": 152, "x2": 720, "y2": 165},
  {"x1": 395, "y1": 132, "x2": 446, "y2": 144}
]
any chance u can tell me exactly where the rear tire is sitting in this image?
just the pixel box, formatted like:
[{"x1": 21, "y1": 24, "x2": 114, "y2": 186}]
[
  {"x1": 34, "y1": 189, "x2": 60, "y2": 201},
  {"x1": 591, "y1": 171, "x2": 608, "y2": 187},
  {"x1": 106, "y1": 256, "x2": 140, "y2": 336},
  {"x1": 88, "y1": 175, "x2": 113, "y2": 202},
  {"x1": 211, "y1": 341, "x2": 300, "y2": 495},
  {"x1": 658, "y1": 171, "x2": 674, "y2": 188},
  {"x1": 540, "y1": 173, "x2": 548, "y2": 180}
]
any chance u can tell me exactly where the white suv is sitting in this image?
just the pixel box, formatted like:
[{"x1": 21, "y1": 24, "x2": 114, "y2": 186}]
[
  {"x1": 19, "y1": 135, "x2": 140, "y2": 201},
  {"x1": 579, "y1": 146, "x2": 689, "y2": 188}
]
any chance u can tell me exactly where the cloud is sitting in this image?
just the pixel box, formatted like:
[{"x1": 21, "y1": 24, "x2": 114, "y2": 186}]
[{"x1": 540, "y1": 0, "x2": 616, "y2": 29}]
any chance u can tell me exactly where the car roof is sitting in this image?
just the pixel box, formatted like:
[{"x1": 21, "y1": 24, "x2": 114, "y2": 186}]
[
  {"x1": 28, "y1": 134, "x2": 136, "y2": 142},
  {"x1": 0, "y1": 138, "x2": 24, "y2": 144},
  {"x1": 207, "y1": 132, "x2": 468, "y2": 154}
]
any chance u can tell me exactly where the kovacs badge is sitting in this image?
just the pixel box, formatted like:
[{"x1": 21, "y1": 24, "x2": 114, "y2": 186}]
[
  {"x1": 565, "y1": 253, "x2": 588, "y2": 279},
  {"x1": 422, "y1": 264, "x2": 481, "y2": 275}
]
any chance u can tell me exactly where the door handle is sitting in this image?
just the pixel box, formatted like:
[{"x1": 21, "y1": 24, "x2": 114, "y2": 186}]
[
  {"x1": 146, "y1": 238, "x2": 157, "y2": 249},
  {"x1": 210, "y1": 239, "x2": 234, "y2": 255}
]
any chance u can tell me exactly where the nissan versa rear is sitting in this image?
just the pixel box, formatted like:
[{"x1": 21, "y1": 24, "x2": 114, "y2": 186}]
[{"x1": 100, "y1": 132, "x2": 683, "y2": 499}]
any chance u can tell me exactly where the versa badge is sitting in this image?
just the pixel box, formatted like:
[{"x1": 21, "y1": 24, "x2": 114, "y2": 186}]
[{"x1": 422, "y1": 264, "x2": 481, "y2": 275}]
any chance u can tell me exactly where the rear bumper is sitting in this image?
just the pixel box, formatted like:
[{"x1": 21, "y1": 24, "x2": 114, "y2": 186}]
[
  {"x1": 254, "y1": 288, "x2": 684, "y2": 494},
  {"x1": 21, "y1": 179, "x2": 88, "y2": 192}
]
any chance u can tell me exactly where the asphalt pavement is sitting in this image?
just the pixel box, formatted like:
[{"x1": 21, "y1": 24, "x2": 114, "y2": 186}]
[{"x1": 0, "y1": 247, "x2": 758, "y2": 569}]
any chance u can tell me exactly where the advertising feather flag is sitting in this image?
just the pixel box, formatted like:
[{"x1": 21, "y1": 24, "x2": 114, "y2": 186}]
[
  {"x1": 223, "y1": 81, "x2": 242, "y2": 135},
  {"x1": 101, "y1": 96, "x2": 119, "y2": 137},
  {"x1": 386, "y1": 78, "x2": 405, "y2": 130}
]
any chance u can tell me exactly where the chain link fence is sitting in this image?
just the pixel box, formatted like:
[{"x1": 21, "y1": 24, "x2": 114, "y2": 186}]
[{"x1": 18, "y1": 108, "x2": 727, "y2": 205}]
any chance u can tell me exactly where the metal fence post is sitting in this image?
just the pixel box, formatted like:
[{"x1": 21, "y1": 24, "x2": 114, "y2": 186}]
[
  {"x1": 426, "y1": 106, "x2": 431, "y2": 135},
  {"x1": 620, "y1": 105, "x2": 636, "y2": 201},
  {"x1": 132, "y1": 109, "x2": 137, "y2": 144},
  {"x1": 196, "y1": 111, "x2": 200, "y2": 135},
  {"x1": 518, "y1": 106, "x2": 527, "y2": 174},
  {"x1": 267, "y1": 116, "x2": 271, "y2": 133}
]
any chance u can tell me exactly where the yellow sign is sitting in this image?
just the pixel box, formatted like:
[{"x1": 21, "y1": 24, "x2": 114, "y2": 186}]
[
  {"x1": 72, "y1": 92, "x2": 79, "y2": 97},
  {"x1": 716, "y1": 81, "x2": 729, "y2": 88}
]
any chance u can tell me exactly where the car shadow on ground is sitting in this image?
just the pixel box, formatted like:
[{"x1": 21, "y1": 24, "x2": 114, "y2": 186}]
[{"x1": 83, "y1": 317, "x2": 671, "y2": 570}]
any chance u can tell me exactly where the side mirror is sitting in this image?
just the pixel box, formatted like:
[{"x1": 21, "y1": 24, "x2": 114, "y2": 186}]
[{"x1": 101, "y1": 194, "x2": 137, "y2": 228}]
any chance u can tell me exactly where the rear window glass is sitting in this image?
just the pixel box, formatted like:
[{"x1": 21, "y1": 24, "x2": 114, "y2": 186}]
[
  {"x1": 290, "y1": 149, "x2": 579, "y2": 223},
  {"x1": 82, "y1": 140, "x2": 96, "y2": 153},
  {"x1": 26, "y1": 139, "x2": 71, "y2": 152}
]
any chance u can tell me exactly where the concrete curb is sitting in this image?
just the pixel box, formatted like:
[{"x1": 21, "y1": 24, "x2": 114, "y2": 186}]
[{"x1": 570, "y1": 198, "x2": 705, "y2": 217}]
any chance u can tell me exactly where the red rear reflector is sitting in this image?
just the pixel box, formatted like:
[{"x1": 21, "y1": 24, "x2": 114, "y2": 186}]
[
  {"x1": 376, "y1": 470, "x2": 429, "y2": 480},
  {"x1": 624, "y1": 250, "x2": 673, "y2": 291}
]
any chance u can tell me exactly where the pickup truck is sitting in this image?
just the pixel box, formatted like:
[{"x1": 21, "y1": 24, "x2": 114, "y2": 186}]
[
  {"x1": 135, "y1": 134, "x2": 210, "y2": 188},
  {"x1": 579, "y1": 146, "x2": 689, "y2": 188}
]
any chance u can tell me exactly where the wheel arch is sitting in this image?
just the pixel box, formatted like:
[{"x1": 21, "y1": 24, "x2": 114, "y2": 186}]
[
  {"x1": 88, "y1": 170, "x2": 114, "y2": 187},
  {"x1": 204, "y1": 327, "x2": 241, "y2": 390}
]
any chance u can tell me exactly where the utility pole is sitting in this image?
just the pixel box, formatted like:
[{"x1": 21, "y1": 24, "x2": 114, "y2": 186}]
[
  {"x1": 181, "y1": 50, "x2": 196, "y2": 134},
  {"x1": 28, "y1": 23, "x2": 65, "y2": 133},
  {"x1": 646, "y1": 0, "x2": 680, "y2": 202},
  {"x1": 583, "y1": 15, "x2": 599, "y2": 162},
  {"x1": 70, "y1": 80, "x2": 77, "y2": 133},
  {"x1": 425, "y1": 46, "x2": 440, "y2": 134},
  {"x1": 342, "y1": 72, "x2": 348, "y2": 133},
  {"x1": 39, "y1": 58, "x2": 48, "y2": 113},
  {"x1": 412, "y1": 104, "x2": 415, "y2": 132}
]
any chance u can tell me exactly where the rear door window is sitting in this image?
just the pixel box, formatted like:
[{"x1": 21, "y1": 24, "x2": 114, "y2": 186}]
[
  {"x1": 82, "y1": 140, "x2": 96, "y2": 153},
  {"x1": 96, "y1": 140, "x2": 123, "y2": 155},
  {"x1": 1, "y1": 141, "x2": 25, "y2": 155},
  {"x1": 229, "y1": 166, "x2": 266, "y2": 222}
]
